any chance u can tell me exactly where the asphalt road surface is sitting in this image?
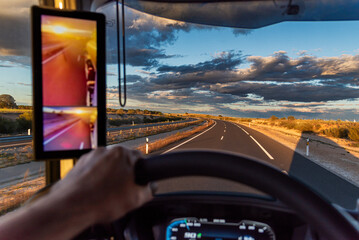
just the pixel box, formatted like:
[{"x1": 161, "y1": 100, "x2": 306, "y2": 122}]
[
  {"x1": 42, "y1": 38, "x2": 89, "y2": 106},
  {"x1": 44, "y1": 119, "x2": 91, "y2": 151},
  {"x1": 154, "y1": 120, "x2": 359, "y2": 209},
  {"x1": 0, "y1": 119, "x2": 196, "y2": 148}
]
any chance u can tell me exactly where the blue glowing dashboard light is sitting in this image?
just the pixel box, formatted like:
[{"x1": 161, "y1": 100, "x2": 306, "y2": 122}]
[{"x1": 166, "y1": 218, "x2": 275, "y2": 240}]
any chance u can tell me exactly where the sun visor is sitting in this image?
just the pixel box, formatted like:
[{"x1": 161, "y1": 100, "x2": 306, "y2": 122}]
[{"x1": 119, "y1": 0, "x2": 359, "y2": 29}]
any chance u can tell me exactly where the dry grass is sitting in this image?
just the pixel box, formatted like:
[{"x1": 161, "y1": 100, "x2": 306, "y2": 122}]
[
  {"x1": 0, "y1": 109, "x2": 31, "y2": 113},
  {"x1": 107, "y1": 120, "x2": 202, "y2": 145},
  {"x1": 137, "y1": 120, "x2": 214, "y2": 154},
  {"x1": 249, "y1": 118, "x2": 359, "y2": 144},
  {"x1": 0, "y1": 177, "x2": 45, "y2": 215},
  {"x1": 0, "y1": 145, "x2": 33, "y2": 168}
]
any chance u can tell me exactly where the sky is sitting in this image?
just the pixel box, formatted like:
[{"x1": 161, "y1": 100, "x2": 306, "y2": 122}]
[{"x1": 1, "y1": 1, "x2": 359, "y2": 120}]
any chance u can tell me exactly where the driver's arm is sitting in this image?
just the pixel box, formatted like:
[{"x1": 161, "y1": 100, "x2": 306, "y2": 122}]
[{"x1": 0, "y1": 146, "x2": 153, "y2": 240}]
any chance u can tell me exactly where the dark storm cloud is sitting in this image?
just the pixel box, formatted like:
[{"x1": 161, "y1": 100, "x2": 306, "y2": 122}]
[
  {"x1": 0, "y1": 14, "x2": 30, "y2": 57},
  {"x1": 133, "y1": 51, "x2": 359, "y2": 104},
  {"x1": 105, "y1": 4, "x2": 194, "y2": 66},
  {"x1": 210, "y1": 82, "x2": 359, "y2": 102},
  {"x1": 125, "y1": 47, "x2": 177, "y2": 67},
  {"x1": 0, "y1": 0, "x2": 36, "y2": 59},
  {"x1": 238, "y1": 52, "x2": 359, "y2": 83},
  {"x1": 157, "y1": 51, "x2": 243, "y2": 74},
  {"x1": 232, "y1": 29, "x2": 252, "y2": 36},
  {"x1": 127, "y1": 74, "x2": 145, "y2": 83}
]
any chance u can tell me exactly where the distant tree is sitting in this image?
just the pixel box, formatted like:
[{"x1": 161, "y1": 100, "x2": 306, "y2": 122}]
[
  {"x1": 218, "y1": 115, "x2": 223, "y2": 118},
  {"x1": 287, "y1": 116, "x2": 295, "y2": 121},
  {"x1": 18, "y1": 105, "x2": 32, "y2": 110},
  {"x1": 270, "y1": 115, "x2": 278, "y2": 121},
  {"x1": 116, "y1": 109, "x2": 124, "y2": 115},
  {"x1": 127, "y1": 109, "x2": 136, "y2": 115},
  {"x1": 0, "y1": 94, "x2": 17, "y2": 108}
]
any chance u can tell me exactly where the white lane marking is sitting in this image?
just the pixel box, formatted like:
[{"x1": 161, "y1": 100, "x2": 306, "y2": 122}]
[
  {"x1": 240, "y1": 127, "x2": 249, "y2": 135},
  {"x1": 162, "y1": 121, "x2": 217, "y2": 154},
  {"x1": 42, "y1": 48, "x2": 66, "y2": 65},
  {"x1": 44, "y1": 120, "x2": 79, "y2": 145},
  {"x1": 224, "y1": 130, "x2": 226, "y2": 133},
  {"x1": 80, "y1": 142, "x2": 84, "y2": 150},
  {"x1": 221, "y1": 136, "x2": 224, "y2": 141},
  {"x1": 232, "y1": 122, "x2": 250, "y2": 135},
  {"x1": 249, "y1": 135, "x2": 274, "y2": 160}
]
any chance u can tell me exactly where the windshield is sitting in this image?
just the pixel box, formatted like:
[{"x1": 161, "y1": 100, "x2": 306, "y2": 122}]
[
  {"x1": 1, "y1": 0, "x2": 359, "y2": 215},
  {"x1": 97, "y1": 2, "x2": 359, "y2": 208}
]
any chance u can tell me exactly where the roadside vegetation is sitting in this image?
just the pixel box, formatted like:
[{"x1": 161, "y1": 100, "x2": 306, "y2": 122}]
[
  {"x1": 0, "y1": 112, "x2": 32, "y2": 134},
  {"x1": 108, "y1": 115, "x2": 183, "y2": 127},
  {"x1": 107, "y1": 119, "x2": 202, "y2": 145},
  {"x1": 232, "y1": 116, "x2": 359, "y2": 145},
  {"x1": 0, "y1": 177, "x2": 45, "y2": 215}
]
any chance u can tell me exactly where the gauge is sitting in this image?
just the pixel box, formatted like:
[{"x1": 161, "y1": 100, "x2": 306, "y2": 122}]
[{"x1": 166, "y1": 218, "x2": 275, "y2": 240}]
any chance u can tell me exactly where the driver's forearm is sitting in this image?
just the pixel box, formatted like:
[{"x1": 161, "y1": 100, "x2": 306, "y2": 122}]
[{"x1": 0, "y1": 190, "x2": 96, "y2": 240}]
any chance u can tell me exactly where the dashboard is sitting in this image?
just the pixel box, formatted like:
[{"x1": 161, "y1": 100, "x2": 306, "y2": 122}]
[
  {"x1": 110, "y1": 194, "x2": 315, "y2": 240},
  {"x1": 166, "y1": 217, "x2": 275, "y2": 240}
]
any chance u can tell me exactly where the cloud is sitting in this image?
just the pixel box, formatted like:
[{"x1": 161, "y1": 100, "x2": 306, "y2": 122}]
[
  {"x1": 0, "y1": 64, "x2": 13, "y2": 68},
  {"x1": 103, "y1": 3, "x2": 194, "y2": 67},
  {"x1": 0, "y1": 0, "x2": 36, "y2": 57},
  {"x1": 104, "y1": 50, "x2": 359, "y2": 119},
  {"x1": 17, "y1": 82, "x2": 31, "y2": 86},
  {"x1": 232, "y1": 28, "x2": 252, "y2": 36},
  {"x1": 125, "y1": 47, "x2": 177, "y2": 67},
  {"x1": 210, "y1": 81, "x2": 358, "y2": 102},
  {"x1": 157, "y1": 50, "x2": 243, "y2": 74}
]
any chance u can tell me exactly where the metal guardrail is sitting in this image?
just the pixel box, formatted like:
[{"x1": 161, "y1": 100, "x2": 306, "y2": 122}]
[
  {"x1": 0, "y1": 135, "x2": 32, "y2": 143},
  {"x1": 0, "y1": 119, "x2": 196, "y2": 147}
]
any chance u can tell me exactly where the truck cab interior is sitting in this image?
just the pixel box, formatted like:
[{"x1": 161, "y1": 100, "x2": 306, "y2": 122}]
[{"x1": 3, "y1": 0, "x2": 359, "y2": 239}]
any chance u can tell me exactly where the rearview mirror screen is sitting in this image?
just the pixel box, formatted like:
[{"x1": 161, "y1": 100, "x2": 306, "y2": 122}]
[{"x1": 32, "y1": 7, "x2": 106, "y2": 159}]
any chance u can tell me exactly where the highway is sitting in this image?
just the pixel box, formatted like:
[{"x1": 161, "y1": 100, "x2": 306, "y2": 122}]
[
  {"x1": 2, "y1": 119, "x2": 359, "y2": 208},
  {"x1": 44, "y1": 119, "x2": 91, "y2": 151},
  {"x1": 155, "y1": 120, "x2": 359, "y2": 209},
  {"x1": 42, "y1": 38, "x2": 89, "y2": 106},
  {"x1": 0, "y1": 119, "x2": 195, "y2": 148}
]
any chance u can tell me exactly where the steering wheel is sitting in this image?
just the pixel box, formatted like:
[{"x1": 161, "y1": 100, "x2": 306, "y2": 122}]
[{"x1": 133, "y1": 150, "x2": 359, "y2": 240}]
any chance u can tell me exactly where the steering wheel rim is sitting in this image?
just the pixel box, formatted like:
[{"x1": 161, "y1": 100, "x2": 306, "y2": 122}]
[{"x1": 135, "y1": 149, "x2": 359, "y2": 240}]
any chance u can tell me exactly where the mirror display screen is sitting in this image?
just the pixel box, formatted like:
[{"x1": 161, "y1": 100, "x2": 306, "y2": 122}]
[
  {"x1": 32, "y1": 6, "x2": 106, "y2": 159},
  {"x1": 41, "y1": 15, "x2": 98, "y2": 151}
]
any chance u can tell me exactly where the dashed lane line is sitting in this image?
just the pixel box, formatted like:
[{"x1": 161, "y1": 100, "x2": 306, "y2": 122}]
[
  {"x1": 231, "y1": 122, "x2": 274, "y2": 160},
  {"x1": 161, "y1": 121, "x2": 218, "y2": 154}
]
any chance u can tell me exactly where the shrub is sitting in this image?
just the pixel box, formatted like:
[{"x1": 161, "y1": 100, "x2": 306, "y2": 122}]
[
  {"x1": 0, "y1": 118, "x2": 17, "y2": 134},
  {"x1": 287, "y1": 116, "x2": 295, "y2": 121},
  {"x1": 348, "y1": 127, "x2": 359, "y2": 142},
  {"x1": 270, "y1": 115, "x2": 278, "y2": 121},
  {"x1": 322, "y1": 127, "x2": 349, "y2": 138},
  {"x1": 16, "y1": 112, "x2": 32, "y2": 132},
  {"x1": 296, "y1": 122, "x2": 314, "y2": 133}
]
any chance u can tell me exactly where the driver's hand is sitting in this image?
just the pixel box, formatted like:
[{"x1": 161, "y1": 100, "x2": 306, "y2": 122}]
[{"x1": 51, "y1": 146, "x2": 153, "y2": 224}]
